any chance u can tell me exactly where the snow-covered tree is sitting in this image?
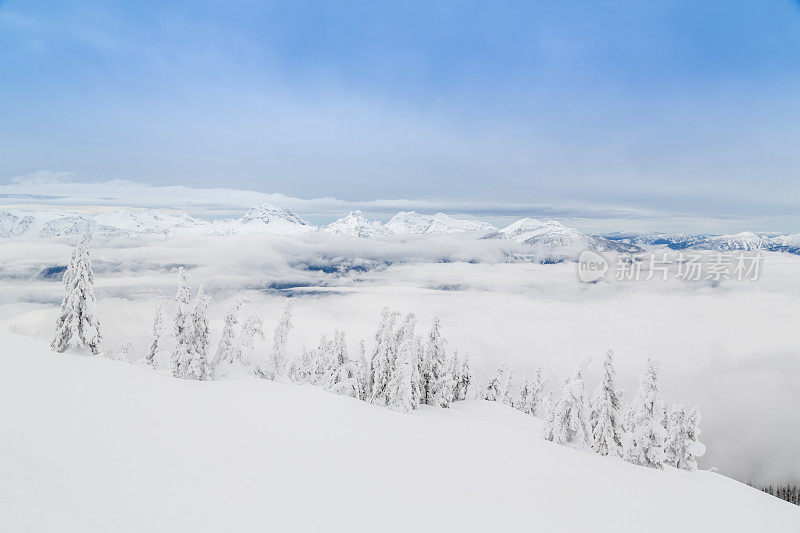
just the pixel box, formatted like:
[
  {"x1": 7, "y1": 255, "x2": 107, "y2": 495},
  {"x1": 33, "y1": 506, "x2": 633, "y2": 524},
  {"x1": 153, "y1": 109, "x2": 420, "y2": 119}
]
[
  {"x1": 51, "y1": 236, "x2": 102, "y2": 355},
  {"x1": 171, "y1": 267, "x2": 192, "y2": 378},
  {"x1": 591, "y1": 350, "x2": 624, "y2": 456},
  {"x1": 453, "y1": 351, "x2": 476, "y2": 401},
  {"x1": 541, "y1": 392, "x2": 555, "y2": 440},
  {"x1": 356, "y1": 339, "x2": 370, "y2": 401},
  {"x1": 622, "y1": 359, "x2": 667, "y2": 468},
  {"x1": 484, "y1": 363, "x2": 513, "y2": 404},
  {"x1": 269, "y1": 298, "x2": 294, "y2": 379},
  {"x1": 327, "y1": 331, "x2": 359, "y2": 398},
  {"x1": 213, "y1": 297, "x2": 248, "y2": 369},
  {"x1": 369, "y1": 307, "x2": 399, "y2": 407},
  {"x1": 546, "y1": 359, "x2": 591, "y2": 447},
  {"x1": 291, "y1": 347, "x2": 315, "y2": 383},
  {"x1": 425, "y1": 316, "x2": 453, "y2": 407},
  {"x1": 664, "y1": 405, "x2": 706, "y2": 471},
  {"x1": 386, "y1": 315, "x2": 419, "y2": 413},
  {"x1": 240, "y1": 315, "x2": 265, "y2": 369},
  {"x1": 145, "y1": 303, "x2": 165, "y2": 368},
  {"x1": 517, "y1": 369, "x2": 548, "y2": 416},
  {"x1": 182, "y1": 286, "x2": 212, "y2": 381}
]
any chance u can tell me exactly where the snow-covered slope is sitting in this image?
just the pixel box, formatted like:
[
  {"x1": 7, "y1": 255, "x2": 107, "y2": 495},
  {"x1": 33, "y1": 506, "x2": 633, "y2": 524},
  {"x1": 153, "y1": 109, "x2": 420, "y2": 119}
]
[
  {"x1": 1, "y1": 332, "x2": 796, "y2": 533},
  {"x1": 324, "y1": 210, "x2": 390, "y2": 238},
  {"x1": 386, "y1": 211, "x2": 495, "y2": 235}
]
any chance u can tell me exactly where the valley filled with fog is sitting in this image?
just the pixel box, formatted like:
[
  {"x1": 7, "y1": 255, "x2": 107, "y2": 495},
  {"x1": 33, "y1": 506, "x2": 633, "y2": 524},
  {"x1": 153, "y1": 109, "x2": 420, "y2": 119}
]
[{"x1": 1, "y1": 228, "x2": 798, "y2": 486}]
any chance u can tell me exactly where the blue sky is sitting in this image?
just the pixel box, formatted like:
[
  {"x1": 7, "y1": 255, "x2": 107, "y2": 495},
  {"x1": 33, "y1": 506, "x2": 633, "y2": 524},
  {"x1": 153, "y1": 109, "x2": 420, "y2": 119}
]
[{"x1": 1, "y1": 0, "x2": 800, "y2": 231}]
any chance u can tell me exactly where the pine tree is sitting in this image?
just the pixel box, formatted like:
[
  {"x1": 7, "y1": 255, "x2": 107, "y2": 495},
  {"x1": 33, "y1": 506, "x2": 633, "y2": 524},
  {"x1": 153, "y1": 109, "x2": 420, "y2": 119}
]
[
  {"x1": 308, "y1": 335, "x2": 334, "y2": 386},
  {"x1": 517, "y1": 370, "x2": 548, "y2": 416},
  {"x1": 681, "y1": 407, "x2": 706, "y2": 471},
  {"x1": 51, "y1": 236, "x2": 102, "y2": 355},
  {"x1": 664, "y1": 404, "x2": 686, "y2": 468},
  {"x1": 622, "y1": 359, "x2": 667, "y2": 468},
  {"x1": 528, "y1": 368, "x2": 549, "y2": 417},
  {"x1": 145, "y1": 302, "x2": 165, "y2": 368},
  {"x1": 369, "y1": 307, "x2": 399, "y2": 407},
  {"x1": 453, "y1": 352, "x2": 476, "y2": 401},
  {"x1": 171, "y1": 267, "x2": 192, "y2": 378},
  {"x1": 484, "y1": 363, "x2": 512, "y2": 404},
  {"x1": 269, "y1": 298, "x2": 294, "y2": 379},
  {"x1": 541, "y1": 391, "x2": 555, "y2": 441},
  {"x1": 240, "y1": 315, "x2": 265, "y2": 370},
  {"x1": 546, "y1": 359, "x2": 592, "y2": 447},
  {"x1": 425, "y1": 316, "x2": 453, "y2": 407},
  {"x1": 591, "y1": 350, "x2": 624, "y2": 456},
  {"x1": 213, "y1": 296, "x2": 248, "y2": 369},
  {"x1": 386, "y1": 315, "x2": 419, "y2": 413},
  {"x1": 356, "y1": 339, "x2": 370, "y2": 401},
  {"x1": 328, "y1": 331, "x2": 359, "y2": 398},
  {"x1": 182, "y1": 286, "x2": 212, "y2": 381}
]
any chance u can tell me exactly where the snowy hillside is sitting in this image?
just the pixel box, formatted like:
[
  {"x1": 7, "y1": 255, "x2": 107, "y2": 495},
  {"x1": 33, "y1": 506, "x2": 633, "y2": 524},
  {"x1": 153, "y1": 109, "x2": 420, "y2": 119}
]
[{"x1": 1, "y1": 332, "x2": 797, "y2": 533}]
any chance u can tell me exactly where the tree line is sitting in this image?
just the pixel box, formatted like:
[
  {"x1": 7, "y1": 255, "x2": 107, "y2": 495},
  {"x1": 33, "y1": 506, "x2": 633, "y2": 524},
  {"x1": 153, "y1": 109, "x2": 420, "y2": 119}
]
[{"x1": 52, "y1": 237, "x2": 705, "y2": 474}]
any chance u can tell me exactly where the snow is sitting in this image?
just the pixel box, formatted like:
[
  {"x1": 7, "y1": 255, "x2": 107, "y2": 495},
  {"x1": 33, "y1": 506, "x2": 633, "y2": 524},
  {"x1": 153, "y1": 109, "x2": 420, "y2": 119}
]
[
  {"x1": 1, "y1": 331, "x2": 797, "y2": 532},
  {"x1": 324, "y1": 210, "x2": 390, "y2": 238},
  {"x1": 385, "y1": 210, "x2": 495, "y2": 235},
  {"x1": 218, "y1": 203, "x2": 316, "y2": 235}
]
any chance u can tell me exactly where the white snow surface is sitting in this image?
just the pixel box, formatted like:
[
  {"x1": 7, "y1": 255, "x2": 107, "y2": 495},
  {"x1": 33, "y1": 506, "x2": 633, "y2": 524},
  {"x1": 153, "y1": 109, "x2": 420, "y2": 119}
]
[{"x1": 1, "y1": 332, "x2": 797, "y2": 533}]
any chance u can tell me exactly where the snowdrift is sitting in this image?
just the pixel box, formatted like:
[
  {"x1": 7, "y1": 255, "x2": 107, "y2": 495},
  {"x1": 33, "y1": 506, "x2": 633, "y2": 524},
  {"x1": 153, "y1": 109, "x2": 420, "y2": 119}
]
[{"x1": 1, "y1": 332, "x2": 797, "y2": 532}]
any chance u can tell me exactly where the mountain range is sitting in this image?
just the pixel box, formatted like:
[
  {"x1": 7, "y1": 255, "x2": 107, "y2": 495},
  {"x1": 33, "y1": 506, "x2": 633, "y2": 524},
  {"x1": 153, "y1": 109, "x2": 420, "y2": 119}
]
[{"x1": 2, "y1": 204, "x2": 799, "y2": 256}]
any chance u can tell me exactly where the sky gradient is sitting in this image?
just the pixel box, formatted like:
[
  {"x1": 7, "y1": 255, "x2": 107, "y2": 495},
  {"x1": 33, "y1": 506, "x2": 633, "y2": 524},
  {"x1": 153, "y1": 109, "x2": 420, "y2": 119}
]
[{"x1": 1, "y1": 0, "x2": 800, "y2": 231}]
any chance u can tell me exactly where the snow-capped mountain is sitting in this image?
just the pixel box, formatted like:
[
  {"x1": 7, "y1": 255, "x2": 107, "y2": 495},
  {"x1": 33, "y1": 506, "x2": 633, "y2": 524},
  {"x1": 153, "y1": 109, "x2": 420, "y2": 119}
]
[
  {"x1": 485, "y1": 218, "x2": 639, "y2": 254},
  {"x1": 217, "y1": 203, "x2": 316, "y2": 235},
  {"x1": 0, "y1": 209, "x2": 207, "y2": 240},
  {"x1": 386, "y1": 211, "x2": 496, "y2": 235},
  {"x1": 93, "y1": 209, "x2": 205, "y2": 236},
  {"x1": 324, "y1": 210, "x2": 390, "y2": 238},
  {"x1": 0, "y1": 211, "x2": 35, "y2": 238},
  {"x1": 602, "y1": 231, "x2": 800, "y2": 254}
]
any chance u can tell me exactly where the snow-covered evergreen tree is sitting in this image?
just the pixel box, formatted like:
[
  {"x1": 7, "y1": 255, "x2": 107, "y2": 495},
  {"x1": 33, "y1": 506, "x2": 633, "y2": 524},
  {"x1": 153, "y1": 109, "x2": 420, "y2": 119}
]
[
  {"x1": 546, "y1": 359, "x2": 591, "y2": 447},
  {"x1": 425, "y1": 316, "x2": 453, "y2": 407},
  {"x1": 517, "y1": 370, "x2": 548, "y2": 416},
  {"x1": 484, "y1": 363, "x2": 513, "y2": 404},
  {"x1": 213, "y1": 296, "x2": 248, "y2": 369},
  {"x1": 541, "y1": 391, "x2": 555, "y2": 441},
  {"x1": 327, "y1": 331, "x2": 359, "y2": 397},
  {"x1": 145, "y1": 303, "x2": 165, "y2": 368},
  {"x1": 453, "y1": 351, "x2": 476, "y2": 401},
  {"x1": 269, "y1": 298, "x2": 294, "y2": 379},
  {"x1": 622, "y1": 359, "x2": 667, "y2": 468},
  {"x1": 182, "y1": 286, "x2": 212, "y2": 381},
  {"x1": 240, "y1": 315, "x2": 265, "y2": 369},
  {"x1": 386, "y1": 315, "x2": 419, "y2": 413},
  {"x1": 591, "y1": 350, "x2": 624, "y2": 456},
  {"x1": 171, "y1": 267, "x2": 192, "y2": 378},
  {"x1": 356, "y1": 339, "x2": 370, "y2": 401},
  {"x1": 369, "y1": 307, "x2": 399, "y2": 407},
  {"x1": 51, "y1": 236, "x2": 102, "y2": 355},
  {"x1": 664, "y1": 405, "x2": 705, "y2": 471},
  {"x1": 683, "y1": 407, "x2": 706, "y2": 471}
]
